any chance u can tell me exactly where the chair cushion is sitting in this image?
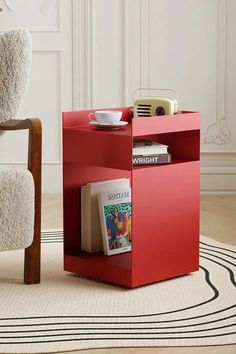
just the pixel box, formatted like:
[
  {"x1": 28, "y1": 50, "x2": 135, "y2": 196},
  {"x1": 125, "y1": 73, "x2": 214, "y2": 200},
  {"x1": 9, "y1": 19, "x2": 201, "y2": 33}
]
[
  {"x1": 0, "y1": 29, "x2": 32, "y2": 123},
  {"x1": 0, "y1": 168, "x2": 34, "y2": 251}
]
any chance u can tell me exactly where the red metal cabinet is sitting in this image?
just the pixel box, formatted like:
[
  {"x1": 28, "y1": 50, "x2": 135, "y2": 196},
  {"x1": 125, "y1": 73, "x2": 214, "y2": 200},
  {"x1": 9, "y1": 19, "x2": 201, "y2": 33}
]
[{"x1": 62, "y1": 108, "x2": 200, "y2": 287}]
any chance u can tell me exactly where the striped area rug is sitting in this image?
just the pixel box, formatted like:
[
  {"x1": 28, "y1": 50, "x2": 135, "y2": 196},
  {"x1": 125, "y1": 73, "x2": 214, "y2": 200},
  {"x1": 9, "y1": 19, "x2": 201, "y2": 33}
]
[{"x1": 0, "y1": 230, "x2": 235, "y2": 353}]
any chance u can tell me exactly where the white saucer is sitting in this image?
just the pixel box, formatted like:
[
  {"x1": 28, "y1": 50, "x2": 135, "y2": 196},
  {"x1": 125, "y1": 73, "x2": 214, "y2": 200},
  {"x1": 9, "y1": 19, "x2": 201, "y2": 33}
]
[{"x1": 89, "y1": 121, "x2": 128, "y2": 129}]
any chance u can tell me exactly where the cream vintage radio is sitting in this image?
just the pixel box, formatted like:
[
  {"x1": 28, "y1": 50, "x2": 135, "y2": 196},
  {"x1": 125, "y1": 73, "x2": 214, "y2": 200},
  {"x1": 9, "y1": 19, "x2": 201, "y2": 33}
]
[{"x1": 133, "y1": 88, "x2": 178, "y2": 118}]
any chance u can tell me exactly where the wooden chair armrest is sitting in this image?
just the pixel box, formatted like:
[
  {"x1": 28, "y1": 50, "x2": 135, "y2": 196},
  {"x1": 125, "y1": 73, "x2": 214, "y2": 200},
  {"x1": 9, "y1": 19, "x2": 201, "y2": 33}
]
[
  {"x1": 0, "y1": 119, "x2": 25, "y2": 130},
  {"x1": 0, "y1": 119, "x2": 35, "y2": 131},
  {"x1": 0, "y1": 118, "x2": 42, "y2": 176}
]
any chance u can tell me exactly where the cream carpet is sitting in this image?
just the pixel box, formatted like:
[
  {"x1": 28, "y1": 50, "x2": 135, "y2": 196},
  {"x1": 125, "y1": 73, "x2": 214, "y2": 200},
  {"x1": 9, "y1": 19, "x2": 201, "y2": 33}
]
[{"x1": 0, "y1": 230, "x2": 235, "y2": 353}]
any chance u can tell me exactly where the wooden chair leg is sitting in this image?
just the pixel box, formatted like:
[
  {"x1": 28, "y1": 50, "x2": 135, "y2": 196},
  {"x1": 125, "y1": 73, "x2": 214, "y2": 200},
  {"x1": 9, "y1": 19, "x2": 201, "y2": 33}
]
[{"x1": 24, "y1": 119, "x2": 42, "y2": 284}]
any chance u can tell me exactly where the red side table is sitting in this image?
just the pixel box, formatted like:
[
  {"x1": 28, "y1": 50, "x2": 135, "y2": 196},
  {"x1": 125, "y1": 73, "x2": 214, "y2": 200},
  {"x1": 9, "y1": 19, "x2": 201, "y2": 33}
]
[{"x1": 62, "y1": 108, "x2": 200, "y2": 288}]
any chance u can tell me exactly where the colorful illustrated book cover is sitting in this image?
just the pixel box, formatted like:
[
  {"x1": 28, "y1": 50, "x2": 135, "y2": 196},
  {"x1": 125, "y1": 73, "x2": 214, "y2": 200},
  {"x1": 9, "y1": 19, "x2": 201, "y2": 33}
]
[
  {"x1": 98, "y1": 188, "x2": 131, "y2": 256},
  {"x1": 81, "y1": 178, "x2": 130, "y2": 253}
]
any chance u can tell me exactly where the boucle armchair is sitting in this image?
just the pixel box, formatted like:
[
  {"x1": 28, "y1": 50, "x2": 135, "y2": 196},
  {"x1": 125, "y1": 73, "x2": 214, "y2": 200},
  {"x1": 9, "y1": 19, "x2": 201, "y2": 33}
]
[{"x1": 0, "y1": 29, "x2": 42, "y2": 284}]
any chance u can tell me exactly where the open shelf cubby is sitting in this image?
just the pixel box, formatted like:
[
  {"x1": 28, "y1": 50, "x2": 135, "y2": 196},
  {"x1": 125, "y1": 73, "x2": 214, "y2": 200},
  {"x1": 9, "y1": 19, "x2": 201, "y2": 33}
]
[{"x1": 62, "y1": 107, "x2": 200, "y2": 288}]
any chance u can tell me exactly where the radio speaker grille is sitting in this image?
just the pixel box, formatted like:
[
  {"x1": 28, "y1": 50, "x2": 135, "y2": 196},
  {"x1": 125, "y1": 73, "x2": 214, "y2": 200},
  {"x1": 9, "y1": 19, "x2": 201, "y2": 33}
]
[{"x1": 136, "y1": 104, "x2": 151, "y2": 117}]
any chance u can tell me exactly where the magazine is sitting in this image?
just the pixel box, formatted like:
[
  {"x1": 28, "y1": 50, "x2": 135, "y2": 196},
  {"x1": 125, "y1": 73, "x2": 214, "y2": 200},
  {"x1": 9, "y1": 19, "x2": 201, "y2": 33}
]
[
  {"x1": 98, "y1": 188, "x2": 131, "y2": 256},
  {"x1": 81, "y1": 178, "x2": 130, "y2": 253}
]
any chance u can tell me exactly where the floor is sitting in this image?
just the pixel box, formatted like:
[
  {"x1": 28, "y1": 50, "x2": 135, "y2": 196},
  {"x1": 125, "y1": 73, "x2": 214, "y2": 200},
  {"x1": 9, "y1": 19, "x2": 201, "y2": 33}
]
[{"x1": 42, "y1": 195, "x2": 236, "y2": 354}]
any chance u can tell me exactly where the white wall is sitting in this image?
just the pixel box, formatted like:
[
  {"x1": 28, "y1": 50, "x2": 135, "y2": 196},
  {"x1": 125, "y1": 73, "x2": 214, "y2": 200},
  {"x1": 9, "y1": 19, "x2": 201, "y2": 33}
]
[
  {"x1": 0, "y1": 0, "x2": 235, "y2": 193},
  {"x1": 74, "y1": 0, "x2": 236, "y2": 193},
  {"x1": 0, "y1": 0, "x2": 72, "y2": 194}
]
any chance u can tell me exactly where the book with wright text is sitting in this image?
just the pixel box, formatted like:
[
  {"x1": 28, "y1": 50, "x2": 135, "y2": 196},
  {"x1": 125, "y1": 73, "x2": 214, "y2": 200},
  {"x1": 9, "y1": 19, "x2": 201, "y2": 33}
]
[{"x1": 133, "y1": 153, "x2": 171, "y2": 165}]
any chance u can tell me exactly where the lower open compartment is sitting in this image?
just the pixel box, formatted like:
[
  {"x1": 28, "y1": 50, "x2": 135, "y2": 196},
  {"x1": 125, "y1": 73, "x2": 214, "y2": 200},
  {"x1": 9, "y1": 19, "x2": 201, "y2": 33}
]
[
  {"x1": 63, "y1": 160, "x2": 200, "y2": 288},
  {"x1": 63, "y1": 163, "x2": 133, "y2": 286},
  {"x1": 64, "y1": 252, "x2": 132, "y2": 287}
]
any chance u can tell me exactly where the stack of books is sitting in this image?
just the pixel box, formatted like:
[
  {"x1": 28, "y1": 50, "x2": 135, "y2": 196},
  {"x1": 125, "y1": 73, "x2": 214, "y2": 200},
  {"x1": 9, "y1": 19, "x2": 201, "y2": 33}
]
[
  {"x1": 81, "y1": 178, "x2": 131, "y2": 256},
  {"x1": 133, "y1": 139, "x2": 171, "y2": 165}
]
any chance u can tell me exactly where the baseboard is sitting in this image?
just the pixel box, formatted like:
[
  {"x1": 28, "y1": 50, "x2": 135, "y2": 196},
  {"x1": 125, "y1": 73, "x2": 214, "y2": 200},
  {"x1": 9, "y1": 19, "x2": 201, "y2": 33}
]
[
  {"x1": 1, "y1": 163, "x2": 235, "y2": 194},
  {"x1": 201, "y1": 166, "x2": 236, "y2": 193}
]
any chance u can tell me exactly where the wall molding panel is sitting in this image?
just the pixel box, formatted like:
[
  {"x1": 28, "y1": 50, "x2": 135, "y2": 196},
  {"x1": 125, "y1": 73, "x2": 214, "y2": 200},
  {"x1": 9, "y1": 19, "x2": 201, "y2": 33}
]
[
  {"x1": 140, "y1": 0, "x2": 150, "y2": 89},
  {"x1": 72, "y1": 0, "x2": 93, "y2": 110},
  {"x1": 201, "y1": 0, "x2": 231, "y2": 147},
  {"x1": 3, "y1": 0, "x2": 53, "y2": 12},
  {"x1": 0, "y1": 0, "x2": 60, "y2": 32},
  {"x1": 200, "y1": 0, "x2": 236, "y2": 191},
  {"x1": 122, "y1": 0, "x2": 129, "y2": 106}
]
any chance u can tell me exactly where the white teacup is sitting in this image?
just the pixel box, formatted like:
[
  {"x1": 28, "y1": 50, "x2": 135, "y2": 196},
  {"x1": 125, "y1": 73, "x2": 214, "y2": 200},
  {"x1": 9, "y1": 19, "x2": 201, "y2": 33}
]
[{"x1": 89, "y1": 110, "x2": 122, "y2": 124}]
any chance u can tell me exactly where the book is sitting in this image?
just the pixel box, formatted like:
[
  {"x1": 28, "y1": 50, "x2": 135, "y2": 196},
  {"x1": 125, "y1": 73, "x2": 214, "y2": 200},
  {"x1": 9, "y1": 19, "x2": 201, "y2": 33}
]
[
  {"x1": 81, "y1": 178, "x2": 130, "y2": 253},
  {"x1": 98, "y1": 188, "x2": 132, "y2": 256},
  {"x1": 133, "y1": 140, "x2": 168, "y2": 156},
  {"x1": 133, "y1": 153, "x2": 171, "y2": 165},
  {"x1": 81, "y1": 185, "x2": 88, "y2": 251}
]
